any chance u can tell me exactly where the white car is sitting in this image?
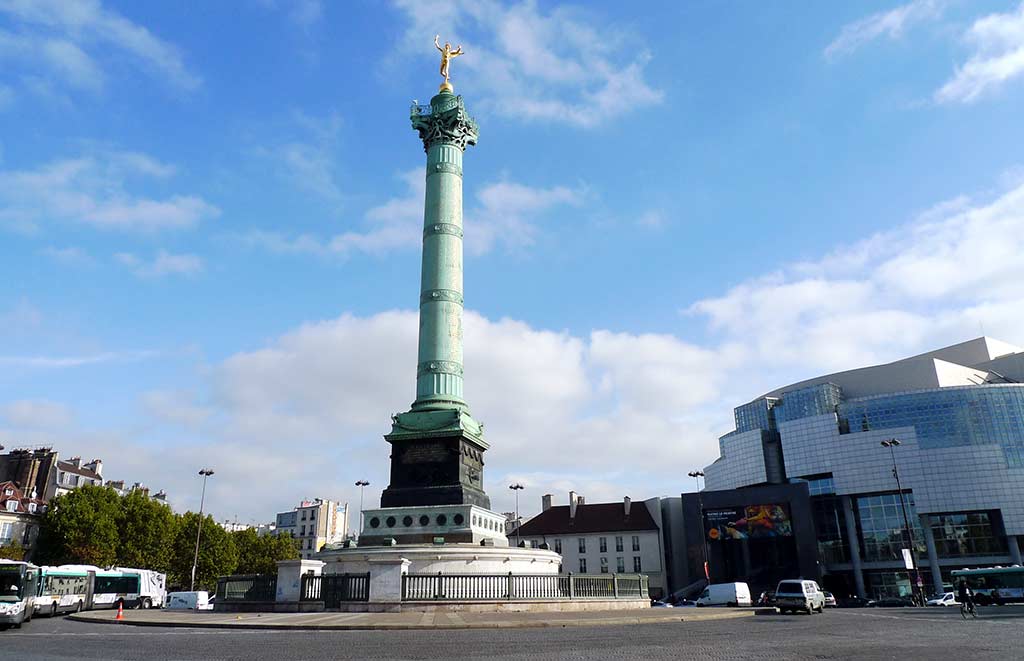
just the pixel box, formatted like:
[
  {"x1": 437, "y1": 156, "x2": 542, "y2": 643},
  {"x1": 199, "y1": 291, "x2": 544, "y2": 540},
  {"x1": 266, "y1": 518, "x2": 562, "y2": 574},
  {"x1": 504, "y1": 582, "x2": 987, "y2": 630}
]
[
  {"x1": 823, "y1": 591, "x2": 837, "y2": 608},
  {"x1": 926, "y1": 592, "x2": 959, "y2": 607},
  {"x1": 775, "y1": 579, "x2": 826, "y2": 614}
]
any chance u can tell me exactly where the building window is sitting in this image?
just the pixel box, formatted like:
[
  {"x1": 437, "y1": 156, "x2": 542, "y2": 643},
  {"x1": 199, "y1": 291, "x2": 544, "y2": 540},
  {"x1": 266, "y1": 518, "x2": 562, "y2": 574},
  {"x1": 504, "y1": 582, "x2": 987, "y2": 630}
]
[
  {"x1": 554, "y1": 539, "x2": 562, "y2": 554},
  {"x1": 579, "y1": 558, "x2": 587, "y2": 573},
  {"x1": 0, "y1": 522, "x2": 11, "y2": 543},
  {"x1": 578, "y1": 538, "x2": 586, "y2": 554},
  {"x1": 616, "y1": 557, "x2": 625, "y2": 573},
  {"x1": 599, "y1": 537, "x2": 607, "y2": 553},
  {"x1": 5, "y1": 500, "x2": 17, "y2": 512},
  {"x1": 615, "y1": 536, "x2": 623, "y2": 552},
  {"x1": 300, "y1": 525, "x2": 306, "y2": 535},
  {"x1": 600, "y1": 557, "x2": 608, "y2": 574},
  {"x1": 301, "y1": 511, "x2": 307, "y2": 520},
  {"x1": 812, "y1": 495, "x2": 849, "y2": 564},
  {"x1": 929, "y1": 512, "x2": 1007, "y2": 558},
  {"x1": 856, "y1": 493, "x2": 926, "y2": 562},
  {"x1": 3, "y1": 488, "x2": 12, "y2": 496},
  {"x1": 633, "y1": 557, "x2": 642, "y2": 572},
  {"x1": 632, "y1": 535, "x2": 640, "y2": 552}
]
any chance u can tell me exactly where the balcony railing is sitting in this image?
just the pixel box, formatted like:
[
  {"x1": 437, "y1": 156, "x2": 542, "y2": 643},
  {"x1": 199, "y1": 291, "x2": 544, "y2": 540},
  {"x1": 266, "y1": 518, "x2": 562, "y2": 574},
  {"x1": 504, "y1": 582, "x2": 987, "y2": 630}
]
[{"x1": 401, "y1": 573, "x2": 649, "y2": 602}]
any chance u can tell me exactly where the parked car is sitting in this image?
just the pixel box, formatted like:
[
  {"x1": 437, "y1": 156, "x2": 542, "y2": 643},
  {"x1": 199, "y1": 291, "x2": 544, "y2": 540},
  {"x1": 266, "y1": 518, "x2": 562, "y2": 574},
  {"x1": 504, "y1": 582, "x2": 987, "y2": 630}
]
[
  {"x1": 837, "y1": 596, "x2": 871, "y2": 608},
  {"x1": 775, "y1": 579, "x2": 826, "y2": 614},
  {"x1": 823, "y1": 591, "x2": 837, "y2": 608},
  {"x1": 651, "y1": 600, "x2": 673, "y2": 608},
  {"x1": 926, "y1": 592, "x2": 959, "y2": 607},
  {"x1": 673, "y1": 599, "x2": 698, "y2": 608},
  {"x1": 696, "y1": 582, "x2": 753, "y2": 607},
  {"x1": 869, "y1": 596, "x2": 914, "y2": 608}
]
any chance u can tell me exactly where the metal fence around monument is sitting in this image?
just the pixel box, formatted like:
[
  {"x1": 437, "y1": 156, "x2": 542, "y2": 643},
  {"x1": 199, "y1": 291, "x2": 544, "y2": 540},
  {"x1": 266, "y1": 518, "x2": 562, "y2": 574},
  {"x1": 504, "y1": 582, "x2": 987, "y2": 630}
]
[
  {"x1": 215, "y1": 574, "x2": 277, "y2": 603},
  {"x1": 401, "y1": 573, "x2": 649, "y2": 602},
  {"x1": 300, "y1": 573, "x2": 371, "y2": 606}
]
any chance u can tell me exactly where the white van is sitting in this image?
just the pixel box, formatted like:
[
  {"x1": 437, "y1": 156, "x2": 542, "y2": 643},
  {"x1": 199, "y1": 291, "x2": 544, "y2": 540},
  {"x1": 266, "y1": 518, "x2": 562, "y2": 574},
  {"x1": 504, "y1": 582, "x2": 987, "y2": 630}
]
[
  {"x1": 775, "y1": 579, "x2": 826, "y2": 614},
  {"x1": 696, "y1": 582, "x2": 752, "y2": 607},
  {"x1": 166, "y1": 590, "x2": 213, "y2": 611}
]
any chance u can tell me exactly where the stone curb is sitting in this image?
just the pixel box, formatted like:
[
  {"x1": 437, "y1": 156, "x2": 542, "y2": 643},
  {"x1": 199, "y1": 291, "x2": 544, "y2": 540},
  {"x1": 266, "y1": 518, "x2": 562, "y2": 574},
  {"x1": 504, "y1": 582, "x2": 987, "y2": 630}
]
[{"x1": 68, "y1": 609, "x2": 759, "y2": 631}]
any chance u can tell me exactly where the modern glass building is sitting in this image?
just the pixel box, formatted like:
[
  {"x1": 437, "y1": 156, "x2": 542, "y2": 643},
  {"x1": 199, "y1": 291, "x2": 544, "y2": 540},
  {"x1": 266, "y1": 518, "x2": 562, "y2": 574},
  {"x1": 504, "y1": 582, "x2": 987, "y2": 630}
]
[{"x1": 703, "y1": 337, "x2": 1024, "y2": 599}]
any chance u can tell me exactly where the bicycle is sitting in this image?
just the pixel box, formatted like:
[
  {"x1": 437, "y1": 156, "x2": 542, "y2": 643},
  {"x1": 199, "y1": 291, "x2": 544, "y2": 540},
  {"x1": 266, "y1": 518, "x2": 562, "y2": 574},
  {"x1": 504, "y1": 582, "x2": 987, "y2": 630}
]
[{"x1": 960, "y1": 601, "x2": 977, "y2": 619}]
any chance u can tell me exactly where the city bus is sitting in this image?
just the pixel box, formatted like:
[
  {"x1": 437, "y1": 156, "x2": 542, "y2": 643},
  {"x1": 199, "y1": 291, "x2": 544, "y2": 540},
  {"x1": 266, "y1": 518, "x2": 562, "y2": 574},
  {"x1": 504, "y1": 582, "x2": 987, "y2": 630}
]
[
  {"x1": 93, "y1": 567, "x2": 166, "y2": 610},
  {"x1": 950, "y1": 566, "x2": 1024, "y2": 604},
  {"x1": 34, "y1": 566, "x2": 91, "y2": 616},
  {"x1": 0, "y1": 559, "x2": 39, "y2": 629},
  {"x1": 36, "y1": 565, "x2": 166, "y2": 613}
]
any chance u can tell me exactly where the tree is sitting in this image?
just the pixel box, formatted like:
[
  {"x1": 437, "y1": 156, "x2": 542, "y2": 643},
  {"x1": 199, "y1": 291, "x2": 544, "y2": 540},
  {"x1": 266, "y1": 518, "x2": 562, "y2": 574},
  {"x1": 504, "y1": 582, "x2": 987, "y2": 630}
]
[
  {"x1": 116, "y1": 489, "x2": 178, "y2": 573},
  {"x1": 168, "y1": 512, "x2": 238, "y2": 590},
  {"x1": 35, "y1": 485, "x2": 121, "y2": 566},
  {"x1": 0, "y1": 541, "x2": 25, "y2": 561},
  {"x1": 232, "y1": 528, "x2": 299, "y2": 576}
]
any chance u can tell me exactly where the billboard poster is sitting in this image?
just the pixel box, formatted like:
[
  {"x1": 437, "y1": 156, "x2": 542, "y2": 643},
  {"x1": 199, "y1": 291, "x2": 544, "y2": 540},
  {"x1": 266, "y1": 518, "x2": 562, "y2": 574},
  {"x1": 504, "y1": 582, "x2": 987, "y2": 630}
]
[{"x1": 705, "y1": 503, "x2": 792, "y2": 541}]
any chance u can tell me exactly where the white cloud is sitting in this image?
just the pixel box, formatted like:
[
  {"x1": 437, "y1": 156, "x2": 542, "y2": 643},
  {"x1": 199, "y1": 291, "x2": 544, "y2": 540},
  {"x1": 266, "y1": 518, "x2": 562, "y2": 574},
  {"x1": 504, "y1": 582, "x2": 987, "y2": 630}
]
[
  {"x1": 391, "y1": 0, "x2": 663, "y2": 128},
  {"x1": 935, "y1": 2, "x2": 1024, "y2": 103},
  {"x1": 0, "y1": 0, "x2": 200, "y2": 92},
  {"x1": 246, "y1": 170, "x2": 582, "y2": 258},
  {"x1": 116, "y1": 250, "x2": 203, "y2": 277},
  {"x1": 254, "y1": 111, "x2": 344, "y2": 205},
  {"x1": 0, "y1": 151, "x2": 218, "y2": 233},
  {"x1": 824, "y1": 0, "x2": 944, "y2": 59},
  {"x1": 1, "y1": 399, "x2": 73, "y2": 428},
  {"x1": 40, "y1": 245, "x2": 94, "y2": 266},
  {"x1": 0, "y1": 350, "x2": 154, "y2": 369}
]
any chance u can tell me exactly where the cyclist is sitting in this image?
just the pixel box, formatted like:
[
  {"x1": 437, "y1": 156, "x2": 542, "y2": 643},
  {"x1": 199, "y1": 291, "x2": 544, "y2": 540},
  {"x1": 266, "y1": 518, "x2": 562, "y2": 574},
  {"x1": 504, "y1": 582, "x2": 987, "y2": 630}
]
[{"x1": 957, "y1": 579, "x2": 975, "y2": 617}]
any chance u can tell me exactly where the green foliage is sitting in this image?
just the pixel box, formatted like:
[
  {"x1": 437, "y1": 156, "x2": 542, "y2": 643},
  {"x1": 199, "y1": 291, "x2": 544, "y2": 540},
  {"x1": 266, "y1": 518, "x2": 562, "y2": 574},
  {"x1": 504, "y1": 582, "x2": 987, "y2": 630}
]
[
  {"x1": 232, "y1": 528, "x2": 299, "y2": 576},
  {"x1": 35, "y1": 485, "x2": 121, "y2": 566},
  {"x1": 116, "y1": 489, "x2": 178, "y2": 573},
  {"x1": 0, "y1": 540, "x2": 25, "y2": 561},
  {"x1": 168, "y1": 512, "x2": 238, "y2": 590}
]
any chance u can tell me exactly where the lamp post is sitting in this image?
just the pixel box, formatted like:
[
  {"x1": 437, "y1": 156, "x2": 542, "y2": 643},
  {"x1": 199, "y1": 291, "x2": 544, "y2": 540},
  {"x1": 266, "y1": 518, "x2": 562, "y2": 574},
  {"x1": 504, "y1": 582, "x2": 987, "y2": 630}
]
[
  {"x1": 881, "y1": 439, "x2": 921, "y2": 606},
  {"x1": 509, "y1": 483, "x2": 524, "y2": 547},
  {"x1": 355, "y1": 480, "x2": 370, "y2": 538},
  {"x1": 688, "y1": 470, "x2": 710, "y2": 584},
  {"x1": 190, "y1": 468, "x2": 215, "y2": 592}
]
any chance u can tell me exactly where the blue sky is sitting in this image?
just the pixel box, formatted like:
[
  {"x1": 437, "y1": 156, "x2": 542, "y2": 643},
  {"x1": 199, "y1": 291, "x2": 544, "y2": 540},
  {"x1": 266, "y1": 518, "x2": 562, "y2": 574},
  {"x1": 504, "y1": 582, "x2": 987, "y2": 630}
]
[{"x1": 3, "y1": 0, "x2": 1024, "y2": 526}]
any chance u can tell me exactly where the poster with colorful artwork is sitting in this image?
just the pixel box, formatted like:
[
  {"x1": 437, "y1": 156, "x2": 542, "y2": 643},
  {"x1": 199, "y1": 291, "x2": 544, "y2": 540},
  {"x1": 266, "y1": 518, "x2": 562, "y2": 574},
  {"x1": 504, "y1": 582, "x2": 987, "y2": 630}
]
[{"x1": 704, "y1": 503, "x2": 792, "y2": 540}]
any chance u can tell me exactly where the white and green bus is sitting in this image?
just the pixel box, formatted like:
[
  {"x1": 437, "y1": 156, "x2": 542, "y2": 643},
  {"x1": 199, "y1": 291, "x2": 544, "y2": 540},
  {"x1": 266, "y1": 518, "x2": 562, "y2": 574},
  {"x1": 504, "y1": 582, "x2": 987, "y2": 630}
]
[
  {"x1": 951, "y1": 566, "x2": 1024, "y2": 605},
  {"x1": 34, "y1": 566, "x2": 91, "y2": 616},
  {"x1": 0, "y1": 559, "x2": 39, "y2": 629}
]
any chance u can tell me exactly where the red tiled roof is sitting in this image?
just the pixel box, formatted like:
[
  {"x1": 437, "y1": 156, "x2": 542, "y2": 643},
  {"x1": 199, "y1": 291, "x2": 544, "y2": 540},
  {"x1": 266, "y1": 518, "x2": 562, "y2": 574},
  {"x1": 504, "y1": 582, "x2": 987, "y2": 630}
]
[{"x1": 516, "y1": 502, "x2": 658, "y2": 536}]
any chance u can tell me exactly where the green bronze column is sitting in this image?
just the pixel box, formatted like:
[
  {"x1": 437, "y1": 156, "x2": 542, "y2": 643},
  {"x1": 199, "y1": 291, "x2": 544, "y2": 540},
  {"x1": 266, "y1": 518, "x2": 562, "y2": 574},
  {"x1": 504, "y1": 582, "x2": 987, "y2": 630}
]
[
  {"x1": 410, "y1": 91, "x2": 478, "y2": 412},
  {"x1": 379, "y1": 87, "x2": 489, "y2": 511}
]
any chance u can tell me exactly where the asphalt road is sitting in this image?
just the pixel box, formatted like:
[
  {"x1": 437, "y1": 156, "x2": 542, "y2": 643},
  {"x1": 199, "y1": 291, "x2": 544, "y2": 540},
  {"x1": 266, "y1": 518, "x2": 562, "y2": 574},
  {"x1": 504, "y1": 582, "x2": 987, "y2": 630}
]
[{"x1": 4, "y1": 606, "x2": 1024, "y2": 660}]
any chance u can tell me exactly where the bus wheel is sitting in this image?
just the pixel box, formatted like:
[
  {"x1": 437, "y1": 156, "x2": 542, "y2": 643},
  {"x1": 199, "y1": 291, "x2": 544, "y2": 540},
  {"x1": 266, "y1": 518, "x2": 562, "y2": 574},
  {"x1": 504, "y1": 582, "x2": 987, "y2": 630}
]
[{"x1": 140, "y1": 597, "x2": 151, "y2": 610}]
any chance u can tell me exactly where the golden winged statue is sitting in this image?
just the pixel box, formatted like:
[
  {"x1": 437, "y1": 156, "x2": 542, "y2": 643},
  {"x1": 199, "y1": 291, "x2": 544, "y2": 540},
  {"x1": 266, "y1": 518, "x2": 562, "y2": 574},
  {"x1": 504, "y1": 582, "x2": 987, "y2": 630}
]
[{"x1": 434, "y1": 35, "x2": 464, "y2": 91}]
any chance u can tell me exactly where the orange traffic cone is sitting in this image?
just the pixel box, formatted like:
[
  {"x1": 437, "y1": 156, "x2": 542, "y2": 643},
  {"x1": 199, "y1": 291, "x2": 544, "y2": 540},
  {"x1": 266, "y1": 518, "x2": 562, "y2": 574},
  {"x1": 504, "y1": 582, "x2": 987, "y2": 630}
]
[{"x1": 115, "y1": 602, "x2": 124, "y2": 620}]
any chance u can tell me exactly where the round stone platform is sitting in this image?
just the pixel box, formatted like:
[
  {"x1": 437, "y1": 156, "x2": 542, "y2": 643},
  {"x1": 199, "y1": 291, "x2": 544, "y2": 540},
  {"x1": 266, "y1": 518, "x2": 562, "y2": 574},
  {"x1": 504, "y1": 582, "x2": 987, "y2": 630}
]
[{"x1": 318, "y1": 543, "x2": 562, "y2": 575}]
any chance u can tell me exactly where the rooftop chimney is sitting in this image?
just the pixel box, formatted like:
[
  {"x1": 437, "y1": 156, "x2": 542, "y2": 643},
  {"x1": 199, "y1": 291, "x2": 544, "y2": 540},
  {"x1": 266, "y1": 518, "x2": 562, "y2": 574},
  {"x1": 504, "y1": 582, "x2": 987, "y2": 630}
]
[
  {"x1": 569, "y1": 491, "x2": 578, "y2": 520},
  {"x1": 68, "y1": 456, "x2": 81, "y2": 468},
  {"x1": 85, "y1": 459, "x2": 102, "y2": 477},
  {"x1": 624, "y1": 496, "x2": 632, "y2": 517},
  {"x1": 542, "y1": 494, "x2": 553, "y2": 512}
]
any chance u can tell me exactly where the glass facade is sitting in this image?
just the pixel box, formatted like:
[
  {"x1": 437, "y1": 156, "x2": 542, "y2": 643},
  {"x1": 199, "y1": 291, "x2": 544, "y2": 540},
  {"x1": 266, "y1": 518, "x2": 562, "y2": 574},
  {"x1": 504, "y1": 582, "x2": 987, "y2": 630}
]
[
  {"x1": 840, "y1": 386, "x2": 1024, "y2": 466},
  {"x1": 774, "y1": 383, "x2": 842, "y2": 425},
  {"x1": 734, "y1": 398, "x2": 778, "y2": 433},
  {"x1": 856, "y1": 493, "x2": 926, "y2": 562},
  {"x1": 930, "y1": 512, "x2": 1007, "y2": 558},
  {"x1": 811, "y1": 495, "x2": 848, "y2": 564}
]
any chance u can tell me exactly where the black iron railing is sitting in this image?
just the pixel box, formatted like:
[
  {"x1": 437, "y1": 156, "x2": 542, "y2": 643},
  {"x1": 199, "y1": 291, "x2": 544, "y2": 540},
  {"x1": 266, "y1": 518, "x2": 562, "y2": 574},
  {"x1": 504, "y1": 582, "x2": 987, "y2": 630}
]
[
  {"x1": 401, "y1": 573, "x2": 649, "y2": 602},
  {"x1": 215, "y1": 574, "x2": 277, "y2": 603},
  {"x1": 300, "y1": 573, "x2": 371, "y2": 605}
]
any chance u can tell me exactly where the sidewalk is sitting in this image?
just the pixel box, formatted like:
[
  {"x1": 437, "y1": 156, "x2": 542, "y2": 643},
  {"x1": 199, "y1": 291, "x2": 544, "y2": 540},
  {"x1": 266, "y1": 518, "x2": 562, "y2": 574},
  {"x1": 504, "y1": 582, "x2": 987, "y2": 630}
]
[{"x1": 69, "y1": 606, "x2": 762, "y2": 630}]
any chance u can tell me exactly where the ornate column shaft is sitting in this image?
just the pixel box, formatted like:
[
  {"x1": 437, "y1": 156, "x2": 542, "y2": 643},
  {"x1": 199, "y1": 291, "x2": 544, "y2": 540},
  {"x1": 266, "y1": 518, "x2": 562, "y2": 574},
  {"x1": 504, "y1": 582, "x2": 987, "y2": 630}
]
[{"x1": 410, "y1": 91, "x2": 478, "y2": 412}]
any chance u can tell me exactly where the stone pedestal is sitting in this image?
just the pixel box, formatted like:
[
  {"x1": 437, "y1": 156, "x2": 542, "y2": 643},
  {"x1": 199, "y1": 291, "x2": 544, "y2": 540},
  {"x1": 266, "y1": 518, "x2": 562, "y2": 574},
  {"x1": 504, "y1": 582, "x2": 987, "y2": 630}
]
[
  {"x1": 276, "y1": 559, "x2": 324, "y2": 604},
  {"x1": 359, "y1": 503, "x2": 508, "y2": 546},
  {"x1": 368, "y1": 557, "x2": 411, "y2": 607}
]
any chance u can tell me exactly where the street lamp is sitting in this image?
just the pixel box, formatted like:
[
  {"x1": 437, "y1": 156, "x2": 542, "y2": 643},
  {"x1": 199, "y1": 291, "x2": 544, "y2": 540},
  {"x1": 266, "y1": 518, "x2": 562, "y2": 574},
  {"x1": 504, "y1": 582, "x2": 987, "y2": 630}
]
[
  {"x1": 509, "y1": 483, "x2": 524, "y2": 547},
  {"x1": 688, "y1": 470, "x2": 711, "y2": 584},
  {"x1": 191, "y1": 468, "x2": 215, "y2": 592},
  {"x1": 881, "y1": 439, "x2": 921, "y2": 606},
  {"x1": 355, "y1": 480, "x2": 370, "y2": 538}
]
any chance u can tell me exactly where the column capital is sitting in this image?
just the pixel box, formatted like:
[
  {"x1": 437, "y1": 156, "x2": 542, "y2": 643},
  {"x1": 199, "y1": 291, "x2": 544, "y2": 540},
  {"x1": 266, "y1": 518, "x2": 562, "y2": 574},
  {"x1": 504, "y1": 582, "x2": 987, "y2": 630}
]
[{"x1": 411, "y1": 92, "x2": 479, "y2": 153}]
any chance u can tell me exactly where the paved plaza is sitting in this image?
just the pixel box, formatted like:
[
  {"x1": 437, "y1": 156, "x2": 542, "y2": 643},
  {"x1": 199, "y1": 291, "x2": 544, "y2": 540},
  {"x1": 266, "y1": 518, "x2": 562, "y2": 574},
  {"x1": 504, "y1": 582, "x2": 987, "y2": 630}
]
[{"x1": 4, "y1": 607, "x2": 1024, "y2": 660}]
